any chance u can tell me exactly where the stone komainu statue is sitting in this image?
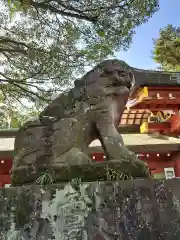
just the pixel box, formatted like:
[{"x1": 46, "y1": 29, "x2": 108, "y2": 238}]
[{"x1": 11, "y1": 59, "x2": 149, "y2": 185}]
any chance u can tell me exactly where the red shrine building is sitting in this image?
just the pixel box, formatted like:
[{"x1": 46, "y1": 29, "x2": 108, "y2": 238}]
[{"x1": 1, "y1": 68, "x2": 180, "y2": 186}]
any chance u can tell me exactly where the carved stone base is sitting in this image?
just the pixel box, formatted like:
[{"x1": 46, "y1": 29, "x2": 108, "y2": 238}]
[
  {"x1": 11, "y1": 159, "x2": 150, "y2": 186},
  {"x1": 1, "y1": 180, "x2": 180, "y2": 239}
]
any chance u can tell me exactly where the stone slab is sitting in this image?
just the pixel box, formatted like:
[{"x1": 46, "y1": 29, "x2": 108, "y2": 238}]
[
  {"x1": 1, "y1": 179, "x2": 180, "y2": 239},
  {"x1": 11, "y1": 159, "x2": 149, "y2": 186}
]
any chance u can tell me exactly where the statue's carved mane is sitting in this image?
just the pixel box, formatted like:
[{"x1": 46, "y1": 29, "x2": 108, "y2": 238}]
[{"x1": 40, "y1": 63, "x2": 99, "y2": 119}]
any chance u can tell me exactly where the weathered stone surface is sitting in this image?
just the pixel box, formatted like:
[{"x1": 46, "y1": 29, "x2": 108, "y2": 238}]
[
  {"x1": 11, "y1": 146, "x2": 149, "y2": 186},
  {"x1": 11, "y1": 59, "x2": 149, "y2": 185},
  {"x1": 1, "y1": 179, "x2": 180, "y2": 239}
]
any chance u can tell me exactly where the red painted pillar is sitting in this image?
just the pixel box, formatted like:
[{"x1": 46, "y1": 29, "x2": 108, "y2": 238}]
[
  {"x1": 173, "y1": 152, "x2": 180, "y2": 177},
  {"x1": 170, "y1": 113, "x2": 180, "y2": 133}
]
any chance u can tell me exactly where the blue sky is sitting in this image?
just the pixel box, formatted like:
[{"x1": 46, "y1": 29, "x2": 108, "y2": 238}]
[{"x1": 116, "y1": 0, "x2": 180, "y2": 70}]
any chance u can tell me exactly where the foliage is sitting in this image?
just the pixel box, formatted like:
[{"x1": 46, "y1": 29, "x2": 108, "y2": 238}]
[
  {"x1": 0, "y1": 0, "x2": 159, "y2": 109},
  {"x1": 36, "y1": 172, "x2": 54, "y2": 185},
  {"x1": 0, "y1": 103, "x2": 39, "y2": 128},
  {"x1": 105, "y1": 165, "x2": 132, "y2": 180},
  {"x1": 152, "y1": 24, "x2": 180, "y2": 71}
]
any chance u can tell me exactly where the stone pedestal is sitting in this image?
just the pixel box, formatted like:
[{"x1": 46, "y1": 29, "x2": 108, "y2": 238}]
[{"x1": 1, "y1": 179, "x2": 180, "y2": 239}]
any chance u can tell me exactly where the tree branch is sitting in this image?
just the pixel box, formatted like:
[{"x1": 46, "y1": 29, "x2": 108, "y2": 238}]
[
  {"x1": 0, "y1": 47, "x2": 26, "y2": 53},
  {"x1": 32, "y1": 1, "x2": 98, "y2": 23},
  {"x1": 75, "y1": 0, "x2": 135, "y2": 12},
  {"x1": 0, "y1": 73, "x2": 48, "y2": 102},
  {"x1": 0, "y1": 37, "x2": 29, "y2": 48},
  {"x1": 55, "y1": 0, "x2": 87, "y2": 16}
]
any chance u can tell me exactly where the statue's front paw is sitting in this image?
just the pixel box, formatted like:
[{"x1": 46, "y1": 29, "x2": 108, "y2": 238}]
[{"x1": 106, "y1": 146, "x2": 150, "y2": 178}]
